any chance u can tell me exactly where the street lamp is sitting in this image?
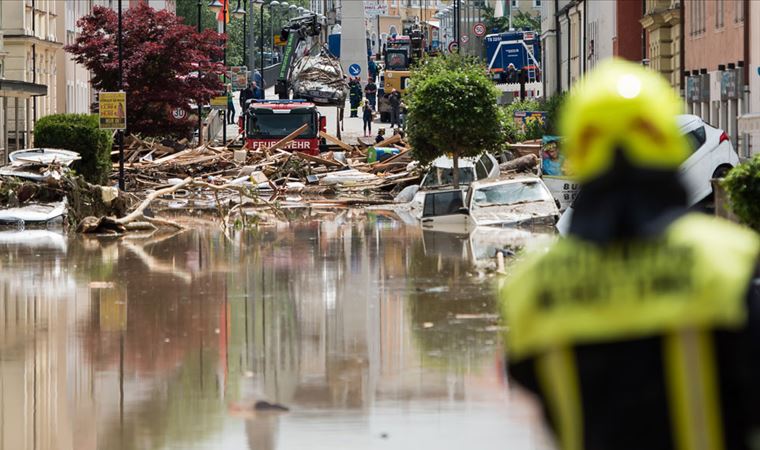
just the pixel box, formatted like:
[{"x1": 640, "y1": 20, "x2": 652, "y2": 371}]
[
  {"x1": 233, "y1": 0, "x2": 246, "y2": 18},
  {"x1": 253, "y1": 0, "x2": 265, "y2": 95},
  {"x1": 208, "y1": 0, "x2": 223, "y2": 14},
  {"x1": 269, "y1": 1, "x2": 281, "y2": 66}
]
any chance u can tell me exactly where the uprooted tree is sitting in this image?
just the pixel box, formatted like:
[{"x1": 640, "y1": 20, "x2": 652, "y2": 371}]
[
  {"x1": 65, "y1": 4, "x2": 226, "y2": 138},
  {"x1": 405, "y1": 55, "x2": 504, "y2": 188}
]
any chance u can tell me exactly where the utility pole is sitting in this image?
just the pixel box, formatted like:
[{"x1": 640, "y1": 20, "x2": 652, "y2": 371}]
[
  {"x1": 198, "y1": 0, "x2": 203, "y2": 146},
  {"x1": 223, "y1": 0, "x2": 227, "y2": 147},
  {"x1": 118, "y1": 0, "x2": 125, "y2": 191},
  {"x1": 260, "y1": 0, "x2": 265, "y2": 94}
]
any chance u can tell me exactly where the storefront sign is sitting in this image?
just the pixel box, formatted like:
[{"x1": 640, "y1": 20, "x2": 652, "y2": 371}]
[
  {"x1": 99, "y1": 92, "x2": 127, "y2": 129},
  {"x1": 364, "y1": 1, "x2": 387, "y2": 16}
]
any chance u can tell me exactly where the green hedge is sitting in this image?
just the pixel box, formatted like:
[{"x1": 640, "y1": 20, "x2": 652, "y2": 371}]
[
  {"x1": 722, "y1": 155, "x2": 760, "y2": 231},
  {"x1": 34, "y1": 114, "x2": 112, "y2": 185}
]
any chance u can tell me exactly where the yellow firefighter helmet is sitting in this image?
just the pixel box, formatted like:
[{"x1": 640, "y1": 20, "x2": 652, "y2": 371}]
[{"x1": 559, "y1": 59, "x2": 689, "y2": 182}]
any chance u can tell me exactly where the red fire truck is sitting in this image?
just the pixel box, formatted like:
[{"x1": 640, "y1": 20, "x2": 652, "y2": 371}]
[{"x1": 242, "y1": 100, "x2": 327, "y2": 156}]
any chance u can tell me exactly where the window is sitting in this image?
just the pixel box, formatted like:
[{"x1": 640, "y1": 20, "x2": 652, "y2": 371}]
[
  {"x1": 735, "y1": 0, "x2": 744, "y2": 23},
  {"x1": 511, "y1": 0, "x2": 519, "y2": 7},
  {"x1": 690, "y1": 0, "x2": 706, "y2": 36},
  {"x1": 715, "y1": 0, "x2": 724, "y2": 28},
  {"x1": 422, "y1": 190, "x2": 464, "y2": 217},
  {"x1": 684, "y1": 126, "x2": 706, "y2": 153},
  {"x1": 533, "y1": 0, "x2": 541, "y2": 7}
]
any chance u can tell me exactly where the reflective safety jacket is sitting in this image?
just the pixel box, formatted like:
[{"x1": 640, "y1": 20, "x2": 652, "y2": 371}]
[{"x1": 503, "y1": 213, "x2": 760, "y2": 450}]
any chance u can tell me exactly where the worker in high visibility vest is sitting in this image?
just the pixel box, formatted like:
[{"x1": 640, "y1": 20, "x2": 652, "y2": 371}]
[{"x1": 502, "y1": 59, "x2": 760, "y2": 450}]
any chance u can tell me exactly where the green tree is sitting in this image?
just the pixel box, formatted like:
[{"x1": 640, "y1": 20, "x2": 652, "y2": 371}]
[
  {"x1": 406, "y1": 55, "x2": 504, "y2": 188},
  {"x1": 176, "y1": 0, "x2": 309, "y2": 68},
  {"x1": 482, "y1": 6, "x2": 540, "y2": 33},
  {"x1": 512, "y1": 10, "x2": 541, "y2": 32}
]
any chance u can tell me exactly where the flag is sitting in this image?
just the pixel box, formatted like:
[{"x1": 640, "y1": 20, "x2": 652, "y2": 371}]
[{"x1": 216, "y1": 0, "x2": 230, "y2": 23}]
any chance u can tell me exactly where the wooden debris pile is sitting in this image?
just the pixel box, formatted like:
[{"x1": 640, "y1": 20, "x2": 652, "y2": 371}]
[{"x1": 115, "y1": 129, "x2": 420, "y2": 198}]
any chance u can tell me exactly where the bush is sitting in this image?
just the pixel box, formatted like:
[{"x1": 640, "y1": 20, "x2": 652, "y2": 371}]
[
  {"x1": 34, "y1": 114, "x2": 113, "y2": 185},
  {"x1": 722, "y1": 155, "x2": 760, "y2": 231}
]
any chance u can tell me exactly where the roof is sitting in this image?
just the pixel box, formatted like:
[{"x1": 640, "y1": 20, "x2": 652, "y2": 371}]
[
  {"x1": 675, "y1": 114, "x2": 703, "y2": 133},
  {"x1": 252, "y1": 101, "x2": 316, "y2": 111},
  {"x1": 470, "y1": 175, "x2": 543, "y2": 190}
]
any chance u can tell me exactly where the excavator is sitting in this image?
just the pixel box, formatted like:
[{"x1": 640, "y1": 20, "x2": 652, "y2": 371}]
[{"x1": 274, "y1": 14, "x2": 348, "y2": 107}]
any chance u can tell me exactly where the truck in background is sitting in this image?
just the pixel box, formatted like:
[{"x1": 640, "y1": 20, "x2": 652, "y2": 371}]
[
  {"x1": 244, "y1": 100, "x2": 327, "y2": 156},
  {"x1": 485, "y1": 30, "x2": 542, "y2": 98}
]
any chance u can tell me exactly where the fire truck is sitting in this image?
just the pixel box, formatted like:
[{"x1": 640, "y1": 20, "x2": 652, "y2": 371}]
[{"x1": 243, "y1": 99, "x2": 327, "y2": 156}]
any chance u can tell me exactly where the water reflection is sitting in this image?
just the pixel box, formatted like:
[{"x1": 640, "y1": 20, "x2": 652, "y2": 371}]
[{"x1": 0, "y1": 210, "x2": 548, "y2": 450}]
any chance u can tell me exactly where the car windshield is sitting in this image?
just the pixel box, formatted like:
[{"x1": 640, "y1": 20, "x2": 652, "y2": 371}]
[
  {"x1": 248, "y1": 112, "x2": 314, "y2": 138},
  {"x1": 471, "y1": 181, "x2": 551, "y2": 208},
  {"x1": 421, "y1": 167, "x2": 476, "y2": 188}
]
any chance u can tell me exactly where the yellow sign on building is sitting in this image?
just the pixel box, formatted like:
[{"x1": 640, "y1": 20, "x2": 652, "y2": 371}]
[{"x1": 99, "y1": 92, "x2": 127, "y2": 129}]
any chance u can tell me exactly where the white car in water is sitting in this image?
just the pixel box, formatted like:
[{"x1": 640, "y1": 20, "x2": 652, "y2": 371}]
[
  {"x1": 420, "y1": 176, "x2": 559, "y2": 233},
  {"x1": 556, "y1": 115, "x2": 740, "y2": 234}
]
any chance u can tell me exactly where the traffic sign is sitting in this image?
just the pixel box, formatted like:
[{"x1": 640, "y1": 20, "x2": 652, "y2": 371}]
[
  {"x1": 473, "y1": 22, "x2": 486, "y2": 37},
  {"x1": 448, "y1": 41, "x2": 459, "y2": 53},
  {"x1": 171, "y1": 108, "x2": 187, "y2": 120},
  {"x1": 348, "y1": 63, "x2": 362, "y2": 76},
  {"x1": 461, "y1": 35, "x2": 470, "y2": 44}
]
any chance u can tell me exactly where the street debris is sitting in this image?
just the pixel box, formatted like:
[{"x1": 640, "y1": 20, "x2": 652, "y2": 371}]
[{"x1": 0, "y1": 130, "x2": 421, "y2": 234}]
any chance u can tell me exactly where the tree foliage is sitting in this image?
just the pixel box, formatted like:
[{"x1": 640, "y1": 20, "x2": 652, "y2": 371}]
[
  {"x1": 482, "y1": 5, "x2": 540, "y2": 33},
  {"x1": 175, "y1": 0, "x2": 309, "y2": 68},
  {"x1": 65, "y1": 4, "x2": 226, "y2": 137},
  {"x1": 406, "y1": 55, "x2": 504, "y2": 188}
]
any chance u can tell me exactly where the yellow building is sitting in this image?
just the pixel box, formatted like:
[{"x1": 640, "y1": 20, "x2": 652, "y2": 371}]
[{"x1": 640, "y1": 0, "x2": 681, "y2": 92}]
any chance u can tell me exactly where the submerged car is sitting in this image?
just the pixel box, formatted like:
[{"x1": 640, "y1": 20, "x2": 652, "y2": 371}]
[{"x1": 420, "y1": 176, "x2": 559, "y2": 233}]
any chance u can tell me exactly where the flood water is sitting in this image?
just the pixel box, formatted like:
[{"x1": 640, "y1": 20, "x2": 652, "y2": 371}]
[{"x1": 0, "y1": 209, "x2": 549, "y2": 450}]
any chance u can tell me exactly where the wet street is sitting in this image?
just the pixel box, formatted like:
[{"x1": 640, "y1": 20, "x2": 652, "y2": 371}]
[{"x1": 0, "y1": 209, "x2": 549, "y2": 450}]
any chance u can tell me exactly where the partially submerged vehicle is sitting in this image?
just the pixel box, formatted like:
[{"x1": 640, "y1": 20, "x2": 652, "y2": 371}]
[
  {"x1": 405, "y1": 152, "x2": 500, "y2": 203},
  {"x1": 420, "y1": 176, "x2": 559, "y2": 233}
]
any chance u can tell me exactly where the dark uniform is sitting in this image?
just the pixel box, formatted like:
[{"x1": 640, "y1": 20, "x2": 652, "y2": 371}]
[{"x1": 502, "y1": 59, "x2": 760, "y2": 450}]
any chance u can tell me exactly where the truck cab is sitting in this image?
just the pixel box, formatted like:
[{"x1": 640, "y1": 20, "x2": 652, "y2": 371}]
[{"x1": 244, "y1": 100, "x2": 326, "y2": 155}]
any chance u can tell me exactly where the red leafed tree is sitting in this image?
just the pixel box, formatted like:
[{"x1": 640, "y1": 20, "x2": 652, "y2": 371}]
[{"x1": 65, "y1": 4, "x2": 226, "y2": 137}]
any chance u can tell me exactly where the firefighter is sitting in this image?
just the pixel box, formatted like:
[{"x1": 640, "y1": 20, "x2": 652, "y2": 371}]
[
  {"x1": 502, "y1": 59, "x2": 760, "y2": 450},
  {"x1": 349, "y1": 77, "x2": 363, "y2": 118}
]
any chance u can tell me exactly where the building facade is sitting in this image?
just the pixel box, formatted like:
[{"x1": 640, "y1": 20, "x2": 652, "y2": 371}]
[
  {"x1": 738, "y1": 0, "x2": 758, "y2": 156},
  {"x1": 640, "y1": 0, "x2": 681, "y2": 92},
  {"x1": 683, "y1": 0, "x2": 747, "y2": 153},
  {"x1": 0, "y1": 0, "x2": 61, "y2": 152}
]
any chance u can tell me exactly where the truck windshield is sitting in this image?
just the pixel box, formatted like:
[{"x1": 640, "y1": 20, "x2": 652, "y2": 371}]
[
  {"x1": 385, "y1": 50, "x2": 409, "y2": 71},
  {"x1": 248, "y1": 112, "x2": 315, "y2": 138}
]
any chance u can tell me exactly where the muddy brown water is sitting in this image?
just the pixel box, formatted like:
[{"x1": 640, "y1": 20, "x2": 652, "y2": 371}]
[{"x1": 0, "y1": 210, "x2": 549, "y2": 450}]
